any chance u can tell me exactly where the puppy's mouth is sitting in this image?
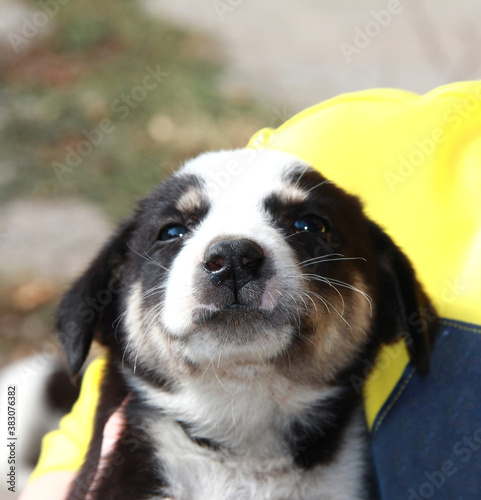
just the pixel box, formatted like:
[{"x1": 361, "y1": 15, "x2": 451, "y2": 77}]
[
  {"x1": 192, "y1": 304, "x2": 274, "y2": 326},
  {"x1": 185, "y1": 302, "x2": 295, "y2": 363}
]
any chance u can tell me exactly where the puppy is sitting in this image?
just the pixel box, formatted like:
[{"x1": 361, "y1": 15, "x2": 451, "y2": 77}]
[{"x1": 58, "y1": 149, "x2": 437, "y2": 500}]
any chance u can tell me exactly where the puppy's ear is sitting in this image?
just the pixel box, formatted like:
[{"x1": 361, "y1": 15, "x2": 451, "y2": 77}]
[
  {"x1": 368, "y1": 222, "x2": 437, "y2": 375},
  {"x1": 56, "y1": 218, "x2": 136, "y2": 375}
]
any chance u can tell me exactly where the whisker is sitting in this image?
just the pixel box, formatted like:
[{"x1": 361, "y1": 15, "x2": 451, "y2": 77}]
[
  {"x1": 310, "y1": 277, "x2": 345, "y2": 315},
  {"x1": 121, "y1": 337, "x2": 133, "y2": 372},
  {"x1": 115, "y1": 283, "x2": 166, "y2": 351},
  {"x1": 297, "y1": 273, "x2": 373, "y2": 312},
  {"x1": 306, "y1": 179, "x2": 334, "y2": 193},
  {"x1": 298, "y1": 254, "x2": 345, "y2": 266},
  {"x1": 294, "y1": 291, "x2": 309, "y2": 314},
  {"x1": 141, "y1": 284, "x2": 167, "y2": 300},
  {"x1": 256, "y1": 348, "x2": 267, "y2": 368},
  {"x1": 282, "y1": 231, "x2": 300, "y2": 241},
  {"x1": 127, "y1": 243, "x2": 171, "y2": 273},
  {"x1": 285, "y1": 291, "x2": 303, "y2": 329},
  {"x1": 299, "y1": 256, "x2": 367, "y2": 268},
  {"x1": 298, "y1": 290, "x2": 318, "y2": 315},
  {"x1": 113, "y1": 310, "x2": 127, "y2": 335},
  {"x1": 302, "y1": 289, "x2": 331, "y2": 314},
  {"x1": 307, "y1": 291, "x2": 351, "y2": 330},
  {"x1": 320, "y1": 277, "x2": 373, "y2": 314},
  {"x1": 292, "y1": 164, "x2": 311, "y2": 190},
  {"x1": 201, "y1": 355, "x2": 216, "y2": 381},
  {"x1": 133, "y1": 302, "x2": 163, "y2": 372},
  {"x1": 302, "y1": 287, "x2": 354, "y2": 331},
  {"x1": 213, "y1": 350, "x2": 231, "y2": 393}
]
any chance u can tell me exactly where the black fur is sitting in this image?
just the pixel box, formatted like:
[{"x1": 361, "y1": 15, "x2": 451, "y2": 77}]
[
  {"x1": 57, "y1": 218, "x2": 137, "y2": 375},
  {"x1": 285, "y1": 387, "x2": 362, "y2": 469},
  {"x1": 176, "y1": 420, "x2": 221, "y2": 451},
  {"x1": 366, "y1": 221, "x2": 437, "y2": 375}
]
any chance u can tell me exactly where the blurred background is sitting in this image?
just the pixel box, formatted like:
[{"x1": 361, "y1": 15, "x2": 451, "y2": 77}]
[{"x1": 0, "y1": 0, "x2": 480, "y2": 495}]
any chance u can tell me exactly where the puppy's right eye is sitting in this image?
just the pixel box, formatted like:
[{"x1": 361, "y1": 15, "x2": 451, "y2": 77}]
[
  {"x1": 159, "y1": 224, "x2": 190, "y2": 241},
  {"x1": 294, "y1": 214, "x2": 329, "y2": 233}
]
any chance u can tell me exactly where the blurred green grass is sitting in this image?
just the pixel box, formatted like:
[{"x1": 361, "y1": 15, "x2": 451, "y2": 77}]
[{"x1": 0, "y1": 0, "x2": 270, "y2": 218}]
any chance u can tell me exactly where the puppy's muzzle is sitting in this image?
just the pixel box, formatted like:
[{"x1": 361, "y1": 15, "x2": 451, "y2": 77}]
[{"x1": 203, "y1": 238, "x2": 264, "y2": 293}]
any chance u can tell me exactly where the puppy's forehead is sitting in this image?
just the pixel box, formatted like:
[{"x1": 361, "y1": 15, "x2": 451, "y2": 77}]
[{"x1": 178, "y1": 149, "x2": 312, "y2": 207}]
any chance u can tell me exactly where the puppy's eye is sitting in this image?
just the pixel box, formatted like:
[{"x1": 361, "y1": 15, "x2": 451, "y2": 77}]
[
  {"x1": 294, "y1": 215, "x2": 328, "y2": 233},
  {"x1": 159, "y1": 224, "x2": 190, "y2": 241}
]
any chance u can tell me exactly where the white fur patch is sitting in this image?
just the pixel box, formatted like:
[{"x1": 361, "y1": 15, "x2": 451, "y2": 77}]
[
  {"x1": 128, "y1": 370, "x2": 367, "y2": 500},
  {"x1": 150, "y1": 419, "x2": 366, "y2": 500}
]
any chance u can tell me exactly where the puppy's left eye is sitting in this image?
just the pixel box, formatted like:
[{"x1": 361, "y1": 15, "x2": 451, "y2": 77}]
[
  {"x1": 159, "y1": 224, "x2": 190, "y2": 241},
  {"x1": 294, "y1": 214, "x2": 328, "y2": 233}
]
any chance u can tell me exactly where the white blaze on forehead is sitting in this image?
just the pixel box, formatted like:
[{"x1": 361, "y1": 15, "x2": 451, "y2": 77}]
[
  {"x1": 162, "y1": 149, "x2": 311, "y2": 338},
  {"x1": 180, "y1": 148, "x2": 309, "y2": 213}
]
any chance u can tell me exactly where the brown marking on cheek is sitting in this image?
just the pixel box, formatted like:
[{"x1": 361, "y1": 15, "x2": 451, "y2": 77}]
[
  {"x1": 273, "y1": 275, "x2": 373, "y2": 386},
  {"x1": 123, "y1": 283, "x2": 198, "y2": 383}
]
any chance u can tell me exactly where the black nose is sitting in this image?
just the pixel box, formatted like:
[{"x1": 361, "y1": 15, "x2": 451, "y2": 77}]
[{"x1": 203, "y1": 238, "x2": 264, "y2": 292}]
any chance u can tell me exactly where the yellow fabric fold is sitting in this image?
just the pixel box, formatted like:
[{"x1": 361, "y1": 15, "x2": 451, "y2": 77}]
[{"x1": 29, "y1": 356, "x2": 106, "y2": 482}]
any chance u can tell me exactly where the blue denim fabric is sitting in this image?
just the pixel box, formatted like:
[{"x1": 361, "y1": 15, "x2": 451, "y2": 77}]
[{"x1": 371, "y1": 319, "x2": 481, "y2": 499}]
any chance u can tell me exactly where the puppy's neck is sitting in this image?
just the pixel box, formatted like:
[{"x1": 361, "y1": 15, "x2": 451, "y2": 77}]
[{"x1": 127, "y1": 362, "x2": 340, "y2": 458}]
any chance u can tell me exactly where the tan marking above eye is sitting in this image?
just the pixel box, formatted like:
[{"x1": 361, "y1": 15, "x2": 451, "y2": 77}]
[
  {"x1": 176, "y1": 186, "x2": 205, "y2": 213},
  {"x1": 276, "y1": 184, "x2": 309, "y2": 205}
]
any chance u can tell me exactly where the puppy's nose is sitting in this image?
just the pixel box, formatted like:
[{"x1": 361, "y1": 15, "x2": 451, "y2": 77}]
[{"x1": 203, "y1": 238, "x2": 264, "y2": 291}]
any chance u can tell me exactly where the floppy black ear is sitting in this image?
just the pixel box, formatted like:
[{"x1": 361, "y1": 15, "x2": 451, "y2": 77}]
[
  {"x1": 56, "y1": 218, "x2": 136, "y2": 375},
  {"x1": 368, "y1": 222, "x2": 438, "y2": 376}
]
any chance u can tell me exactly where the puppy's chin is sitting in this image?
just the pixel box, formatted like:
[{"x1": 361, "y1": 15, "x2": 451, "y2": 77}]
[{"x1": 177, "y1": 307, "x2": 295, "y2": 366}]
